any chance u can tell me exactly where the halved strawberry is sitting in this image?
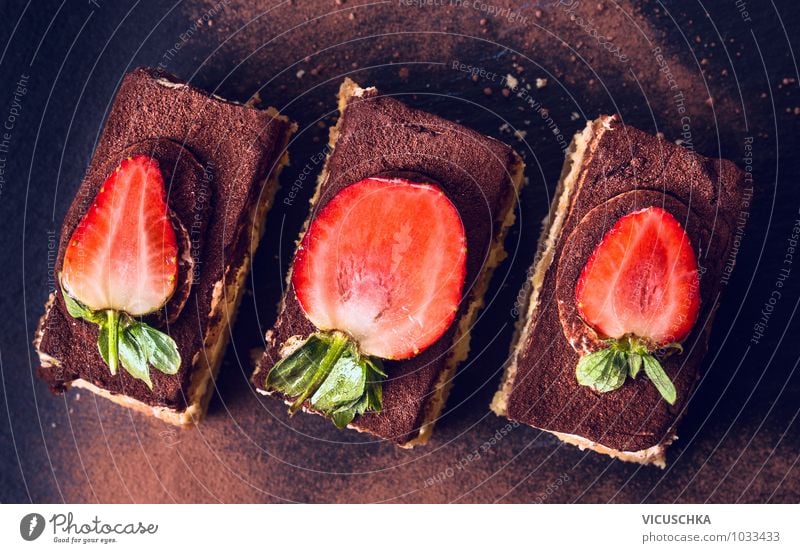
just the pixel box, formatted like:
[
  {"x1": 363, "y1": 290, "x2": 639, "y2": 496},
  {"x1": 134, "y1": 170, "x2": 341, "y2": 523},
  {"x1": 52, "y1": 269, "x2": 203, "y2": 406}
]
[
  {"x1": 60, "y1": 155, "x2": 181, "y2": 387},
  {"x1": 266, "y1": 177, "x2": 467, "y2": 427},
  {"x1": 574, "y1": 207, "x2": 700, "y2": 404},
  {"x1": 294, "y1": 177, "x2": 467, "y2": 359},
  {"x1": 62, "y1": 155, "x2": 178, "y2": 316}
]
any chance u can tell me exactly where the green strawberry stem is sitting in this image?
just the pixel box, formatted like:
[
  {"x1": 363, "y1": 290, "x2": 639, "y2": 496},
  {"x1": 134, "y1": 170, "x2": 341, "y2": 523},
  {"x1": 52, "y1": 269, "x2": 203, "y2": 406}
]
[
  {"x1": 575, "y1": 336, "x2": 678, "y2": 405},
  {"x1": 288, "y1": 331, "x2": 349, "y2": 415},
  {"x1": 266, "y1": 332, "x2": 386, "y2": 427},
  {"x1": 106, "y1": 309, "x2": 120, "y2": 375},
  {"x1": 61, "y1": 286, "x2": 180, "y2": 385}
]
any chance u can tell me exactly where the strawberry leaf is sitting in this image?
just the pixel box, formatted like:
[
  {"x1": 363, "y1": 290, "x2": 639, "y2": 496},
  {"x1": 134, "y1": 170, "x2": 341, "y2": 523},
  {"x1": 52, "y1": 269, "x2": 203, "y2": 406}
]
[
  {"x1": 266, "y1": 334, "x2": 331, "y2": 397},
  {"x1": 310, "y1": 352, "x2": 366, "y2": 412},
  {"x1": 576, "y1": 348, "x2": 626, "y2": 393},
  {"x1": 62, "y1": 289, "x2": 91, "y2": 319},
  {"x1": 61, "y1": 286, "x2": 105, "y2": 324},
  {"x1": 641, "y1": 354, "x2": 677, "y2": 405},
  {"x1": 575, "y1": 344, "x2": 678, "y2": 405},
  {"x1": 118, "y1": 324, "x2": 153, "y2": 389},
  {"x1": 135, "y1": 322, "x2": 181, "y2": 375},
  {"x1": 628, "y1": 353, "x2": 643, "y2": 378},
  {"x1": 327, "y1": 359, "x2": 386, "y2": 429},
  {"x1": 327, "y1": 395, "x2": 364, "y2": 429},
  {"x1": 331, "y1": 409, "x2": 356, "y2": 429},
  {"x1": 265, "y1": 332, "x2": 385, "y2": 427},
  {"x1": 366, "y1": 362, "x2": 384, "y2": 410},
  {"x1": 365, "y1": 356, "x2": 387, "y2": 378}
]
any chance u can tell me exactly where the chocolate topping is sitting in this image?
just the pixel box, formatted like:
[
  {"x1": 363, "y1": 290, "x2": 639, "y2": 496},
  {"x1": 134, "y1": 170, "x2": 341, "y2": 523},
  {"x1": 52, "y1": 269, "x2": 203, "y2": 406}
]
[
  {"x1": 160, "y1": 207, "x2": 196, "y2": 326},
  {"x1": 37, "y1": 68, "x2": 292, "y2": 409},
  {"x1": 254, "y1": 86, "x2": 521, "y2": 444},
  {"x1": 505, "y1": 116, "x2": 749, "y2": 453}
]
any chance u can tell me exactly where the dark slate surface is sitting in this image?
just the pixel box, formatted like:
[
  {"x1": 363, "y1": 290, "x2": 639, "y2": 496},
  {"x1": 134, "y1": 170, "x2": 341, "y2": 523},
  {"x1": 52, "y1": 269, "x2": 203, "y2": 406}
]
[{"x1": 1, "y1": 0, "x2": 798, "y2": 503}]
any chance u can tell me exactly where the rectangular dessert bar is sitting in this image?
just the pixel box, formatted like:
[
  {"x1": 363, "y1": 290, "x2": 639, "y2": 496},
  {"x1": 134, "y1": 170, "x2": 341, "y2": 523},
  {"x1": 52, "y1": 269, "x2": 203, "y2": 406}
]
[
  {"x1": 252, "y1": 79, "x2": 525, "y2": 446},
  {"x1": 492, "y1": 115, "x2": 750, "y2": 466},
  {"x1": 35, "y1": 68, "x2": 295, "y2": 427}
]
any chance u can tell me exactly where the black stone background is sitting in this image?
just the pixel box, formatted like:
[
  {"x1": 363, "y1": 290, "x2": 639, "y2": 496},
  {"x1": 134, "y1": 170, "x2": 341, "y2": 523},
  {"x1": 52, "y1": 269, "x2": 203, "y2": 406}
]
[{"x1": 1, "y1": 0, "x2": 798, "y2": 503}]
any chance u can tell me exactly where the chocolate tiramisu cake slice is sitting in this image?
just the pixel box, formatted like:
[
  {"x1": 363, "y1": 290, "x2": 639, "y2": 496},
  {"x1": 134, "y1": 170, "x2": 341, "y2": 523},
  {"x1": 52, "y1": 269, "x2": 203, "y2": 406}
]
[
  {"x1": 492, "y1": 115, "x2": 750, "y2": 467},
  {"x1": 35, "y1": 68, "x2": 295, "y2": 427},
  {"x1": 252, "y1": 79, "x2": 524, "y2": 446}
]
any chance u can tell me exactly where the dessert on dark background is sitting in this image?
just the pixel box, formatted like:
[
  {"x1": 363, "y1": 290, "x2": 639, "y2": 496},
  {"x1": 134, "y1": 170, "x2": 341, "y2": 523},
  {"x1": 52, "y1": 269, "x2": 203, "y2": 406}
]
[
  {"x1": 253, "y1": 79, "x2": 523, "y2": 445},
  {"x1": 35, "y1": 68, "x2": 294, "y2": 426},
  {"x1": 2, "y1": 0, "x2": 798, "y2": 503},
  {"x1": 493, "y1": 115, "x2": 750, "y2": 467}
]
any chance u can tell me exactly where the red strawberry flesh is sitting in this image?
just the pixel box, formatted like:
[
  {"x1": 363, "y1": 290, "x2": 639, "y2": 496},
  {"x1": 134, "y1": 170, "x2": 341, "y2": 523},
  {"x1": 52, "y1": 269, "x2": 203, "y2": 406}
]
[
  {"x1": 292, "y1": 177, "x2": 467, "y2": 360},
  {"x1": 575, "y1": 206, "x2": 700, "y2": 347},
  {"x1": 62, "y1": 155, "x2": 178, "y2": 316}
]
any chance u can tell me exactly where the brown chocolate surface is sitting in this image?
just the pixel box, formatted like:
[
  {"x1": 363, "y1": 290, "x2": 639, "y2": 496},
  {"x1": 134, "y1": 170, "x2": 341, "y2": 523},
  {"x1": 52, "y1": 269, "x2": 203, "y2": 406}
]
[
  {"x1": 37, "y1": 68, "x2": 292, "y2": 410},
  {"x1": 253, "y1": 86, "x2": 520, "y2": 444},
  {"x1": 506, "y1": 116, "x2": 749, "y2": 452}
]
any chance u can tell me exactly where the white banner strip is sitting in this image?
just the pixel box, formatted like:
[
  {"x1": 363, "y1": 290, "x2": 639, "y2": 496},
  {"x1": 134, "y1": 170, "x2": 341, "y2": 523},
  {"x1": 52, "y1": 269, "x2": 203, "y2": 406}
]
[{"x1": 1, "y1": 504, "x2": 797, "y2": 551}]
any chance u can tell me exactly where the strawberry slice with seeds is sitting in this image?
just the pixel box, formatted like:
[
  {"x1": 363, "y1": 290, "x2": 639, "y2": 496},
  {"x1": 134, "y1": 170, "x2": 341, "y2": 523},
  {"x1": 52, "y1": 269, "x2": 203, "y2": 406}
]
[
  {"x1": 294, "y1": 177, "x2": 467, "y2": 359},
  {"x1": 62, "y1": 155, "x2": 178, "y2": 315},
  {"x1": 574, "y1": 206, "x2": 700, "y2": 404},
  {"x1": 266, "y1": 177, "x2": 467, "y2": 427},
  {"x1": 60, "y1": 155, "x2": 181, "y2": 387}
]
